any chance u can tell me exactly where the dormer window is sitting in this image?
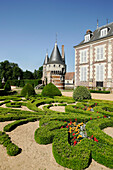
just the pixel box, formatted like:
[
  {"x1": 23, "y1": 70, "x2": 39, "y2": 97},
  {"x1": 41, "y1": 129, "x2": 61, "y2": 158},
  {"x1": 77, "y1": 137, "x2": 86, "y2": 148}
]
[
  {"x1": 100, "y1": 28, "x2": 107, "y2": 37},
  {"x1": 85, "y1": 34, "x2": 90, "y2": 42}
]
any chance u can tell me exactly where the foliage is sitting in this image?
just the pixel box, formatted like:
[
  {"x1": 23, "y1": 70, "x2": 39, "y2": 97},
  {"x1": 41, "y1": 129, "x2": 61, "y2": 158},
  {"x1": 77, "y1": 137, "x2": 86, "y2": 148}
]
[
  {"x1": 6, "y1": 143, "x2": 21, "y2": 156},
  {"x1": 4, "y1": 81, "x2": 11, "y2": 91},
  {"x1": 33, "y1": 66, "x2": 43, "y2": 79},
  {"x1": 23, "y1": 70, "x2": 34, "y2": 79},
  {"x1": 0, "y1": 60, "x2": 23, "y2": 81},
  {"x1": 90, "y1": 89, "x2": 110, "y2": 94},
  {"x1": 0, "y1": 131, "x2": 21, "y2": 156},
  {"x1": 21, "y1": 83, "x2": 36, "y2": 97},
  {"x1": 4, "y1": 118, "x2": 38, "y2": 132},
  {"x1": 41, "y1": 83, "x2": 62, "y2": 97},
  {"x1": 73, "y1": 86, "x2": 91, "y2": 101}
]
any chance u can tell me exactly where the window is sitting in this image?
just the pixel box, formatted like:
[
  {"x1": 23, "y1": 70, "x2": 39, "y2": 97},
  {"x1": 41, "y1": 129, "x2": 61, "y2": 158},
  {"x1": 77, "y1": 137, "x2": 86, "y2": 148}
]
[
  {"x1": 100, "y1": 28, "x2": 107, "y2": 37},
  {"x1": 96, "y1": 46, "x2": 104, "y2": 61},
  {"x1": 85, "y1": 34, "x2": 90, "y2": 42},
  {"x1": 80, "y1": 66, "x2": 87, "y2": 81},
  {"x1": 96, "y1": 65, "x2": 104, "y2": 81},
  {"x1": 54, "y1": 65, "x2": 55, "y2": 67},
  {"x1": 80, "y1": 50, "x2": 87, "y2": 63}
]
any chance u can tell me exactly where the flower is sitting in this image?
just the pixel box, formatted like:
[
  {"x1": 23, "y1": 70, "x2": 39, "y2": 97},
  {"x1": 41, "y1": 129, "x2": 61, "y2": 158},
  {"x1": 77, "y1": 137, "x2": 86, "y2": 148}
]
[
  {"x1": 104, "y1": 115, "x2": 107, "y2": 118},
  {"x1": 66, "y1": 125, "x2": 68, "y2": 128},
  {"x1": 72, "y1": 133, "x2": 75, "y2": 136},
  {"x1": 97, "y1": 116, "x2": 99, "y2": 118},
  {"x1": 97, "y1": 111, "x2": 98, "y2": 113},
  {"x1": 75, "y1": 118, "x2": 77, "y2": 122},
  {"x1": 90, "y1": 117, "x2": 92, "y2": 120},
  {"x1": 61, "y1": 126, "x2": 63, "y2": 128},
  {"x1": 69, "y1": 119, "x2": 71, "y2": 121},
  {"x1": 94, "y1": 137, "x2": 98, "y2": 142},
  {"x1": 91, "y1": 135, "x2": 93, "y2": 138},
  {"x1": 74, "y1": 141, "x2": 77, "y2": 146}
]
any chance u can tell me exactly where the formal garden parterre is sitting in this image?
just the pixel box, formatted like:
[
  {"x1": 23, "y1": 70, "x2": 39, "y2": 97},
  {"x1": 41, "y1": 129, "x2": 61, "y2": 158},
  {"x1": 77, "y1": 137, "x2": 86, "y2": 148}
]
[{"x1": 0, "y1": 84, "x2": 113, "y2": 169}]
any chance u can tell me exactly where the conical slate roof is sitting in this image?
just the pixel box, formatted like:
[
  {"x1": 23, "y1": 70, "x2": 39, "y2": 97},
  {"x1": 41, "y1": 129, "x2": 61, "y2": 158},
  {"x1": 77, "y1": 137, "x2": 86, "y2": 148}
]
[
  {"x1": 48, "y1": 42, "x2": 64, "y2": 65},
  {"x1": 43, "y1": 53, "x2": 49, "y2": 65}
]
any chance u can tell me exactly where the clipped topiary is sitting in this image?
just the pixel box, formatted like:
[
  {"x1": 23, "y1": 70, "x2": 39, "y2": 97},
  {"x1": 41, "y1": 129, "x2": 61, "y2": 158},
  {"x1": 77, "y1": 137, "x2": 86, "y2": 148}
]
[
  {"x1": 73, "y1": 86, "x2": 91, "y2": 101},
  {"x1": 4, "y1": 81, "x2": 11, "y2": 91},
  {"x1": 41, "y1": 83, "x2": 62, "y2": 97},
  {"x1": 21, "y1": 83, "x2": 35, "y2": 98}
]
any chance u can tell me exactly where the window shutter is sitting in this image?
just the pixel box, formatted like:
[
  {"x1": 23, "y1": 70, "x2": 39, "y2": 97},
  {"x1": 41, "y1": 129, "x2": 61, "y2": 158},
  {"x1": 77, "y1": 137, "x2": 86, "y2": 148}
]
[
  {"x1": 81, "y1": 67, "x2": 83, "y2": 81},
  {"x1": 96, "y1": 65, "x2": 99, "y2": 81},
  {"x1": 84, "y1": 67, "x2": 87, "y2": 81},
  {"x1": 81, "y1": 52, "x2": 83, "y2": 63},
  {"x1": 84, "y1": 51, "x2": 86, "y2": 63},
  {"x1": 101, "y1": 47, "x2": 103, "y2": 59},
  {"x1": 100, "y1": 65, "x2": 104, "y2": 81},
  {"x1": 97, "y1": 48, "x2": 99, "y2": 60}
]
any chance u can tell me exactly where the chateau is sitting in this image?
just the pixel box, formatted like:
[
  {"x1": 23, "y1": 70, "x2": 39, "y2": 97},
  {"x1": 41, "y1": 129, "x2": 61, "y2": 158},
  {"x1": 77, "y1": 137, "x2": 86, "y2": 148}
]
[
  {"x1": 74, "y1": 22, "x2": 113, "y2": 89},
  {"x1": 42, "y1": 42, "x2": 66, "y2": 89}
]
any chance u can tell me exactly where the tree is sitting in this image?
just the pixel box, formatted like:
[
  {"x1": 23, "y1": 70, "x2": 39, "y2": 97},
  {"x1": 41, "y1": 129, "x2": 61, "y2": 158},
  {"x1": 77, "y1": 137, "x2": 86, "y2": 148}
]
[
  {"x1": 33, "y1": 66, "x2": 43, "y2": 79},
  {"x1": 12, "y1": 66, "x2": 23, "y2": 79},
  {"x1": 23, "y1": 70, "x2": 34, "y2": 79},
  {"x1": 0, "y1": 60, "x2": 23, "y2": 81}
]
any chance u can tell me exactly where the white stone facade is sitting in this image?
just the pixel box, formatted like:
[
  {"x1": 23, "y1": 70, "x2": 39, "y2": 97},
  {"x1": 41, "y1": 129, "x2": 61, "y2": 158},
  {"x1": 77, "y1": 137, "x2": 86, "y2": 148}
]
[{"x1": 74, "y1": 22, "x2": 113, "y2": 89}]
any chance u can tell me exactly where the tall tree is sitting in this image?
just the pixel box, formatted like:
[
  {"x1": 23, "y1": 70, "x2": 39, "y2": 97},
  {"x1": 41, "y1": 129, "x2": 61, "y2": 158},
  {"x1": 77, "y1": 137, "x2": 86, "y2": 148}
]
[
  {"x1": 33, "y1": 66, "x2": 43, "y2": 79},
  {"x1": 0, "y1": 60, "x2": 23, "y2": 81},
  {"x1": 23, "y1": 70, "x2": 34, "y2": 79}
]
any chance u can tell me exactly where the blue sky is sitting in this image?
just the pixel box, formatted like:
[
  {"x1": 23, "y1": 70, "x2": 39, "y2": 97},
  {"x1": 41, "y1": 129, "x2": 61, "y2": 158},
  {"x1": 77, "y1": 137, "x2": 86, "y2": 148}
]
[{"x1": 0, "y1": 0, "x2": 113, "y2": 72}]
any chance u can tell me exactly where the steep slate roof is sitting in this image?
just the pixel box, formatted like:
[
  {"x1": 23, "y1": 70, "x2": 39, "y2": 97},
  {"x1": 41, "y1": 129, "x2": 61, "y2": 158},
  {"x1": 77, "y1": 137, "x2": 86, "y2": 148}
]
[
  {"x1": 43, "y1": 53, "x2": 49, "y2": 65},
  {"x1": 74, "y1": 22, "x2": 113, "y2": 47},
  {"x1": 48, "y1": 42, "x2": 65, "y2": 65},
  {"x1": 65, "y1": 72, "x2": 75, "y2": 80}
]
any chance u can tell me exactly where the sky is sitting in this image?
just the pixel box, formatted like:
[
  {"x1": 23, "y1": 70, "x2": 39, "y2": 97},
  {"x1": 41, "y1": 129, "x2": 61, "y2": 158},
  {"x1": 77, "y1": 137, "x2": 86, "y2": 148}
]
[{"x1": 0, "y1": 0, "x2": 113, "y2": 72}]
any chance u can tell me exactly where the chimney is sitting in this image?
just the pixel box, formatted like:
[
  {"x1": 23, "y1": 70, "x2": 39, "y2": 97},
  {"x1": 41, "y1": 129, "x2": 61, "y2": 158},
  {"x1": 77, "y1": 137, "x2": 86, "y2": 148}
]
[{"x1": 62, "y1": 45, "x2": 65, "y2": 62}]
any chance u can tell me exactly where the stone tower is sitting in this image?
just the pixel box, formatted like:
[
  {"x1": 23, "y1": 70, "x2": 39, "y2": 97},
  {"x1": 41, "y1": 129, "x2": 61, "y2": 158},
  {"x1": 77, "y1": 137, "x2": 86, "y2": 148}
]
[{"x1": 42, "y1": 42, "x2": 66, "y2": 89}]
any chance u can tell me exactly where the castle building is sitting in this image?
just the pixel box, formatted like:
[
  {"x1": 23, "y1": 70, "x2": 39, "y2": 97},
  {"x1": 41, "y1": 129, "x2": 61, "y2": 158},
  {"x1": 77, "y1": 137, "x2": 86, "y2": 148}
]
[
  {"x1": 42, "y1": 42, "x2": 66, "y2": 89},
  {"x1": 74, "y1": 22, "x2": 113, "y2": 89}
]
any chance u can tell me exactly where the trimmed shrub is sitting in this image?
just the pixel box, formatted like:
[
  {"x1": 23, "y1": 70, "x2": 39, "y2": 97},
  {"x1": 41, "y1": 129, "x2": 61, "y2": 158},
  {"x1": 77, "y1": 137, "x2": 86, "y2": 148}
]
[
  {"x1": 21, "y1": 83, "x2": 36, "y2": 97},
  {"x1": 35, "y1": 121, "x2": 67, "y2": 144},
  {"x1": 4, "y1": 81, "x2": 11, "y2": 91},
  {"x1": 6, "y1": 143, "x2": 21, "y2": 156},
  {"x1": 53, "y1": 130, "x2": 91, "y2": 170},
  {"x1": 73, "y1": 86, "x2": 91, "y2": 101},
  {"x1": 90, "y1": 90, "x2": 110, "y2": 94},
  {"x1": 41, "y1": 83, "x2": 62, "y2": 97}
]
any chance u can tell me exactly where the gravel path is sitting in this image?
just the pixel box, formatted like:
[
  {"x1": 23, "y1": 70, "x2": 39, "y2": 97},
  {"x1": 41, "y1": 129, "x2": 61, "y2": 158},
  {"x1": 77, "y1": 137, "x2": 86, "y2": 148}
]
[{"x1": 0, "y1": 121, "x2": 70, "y2": 170}]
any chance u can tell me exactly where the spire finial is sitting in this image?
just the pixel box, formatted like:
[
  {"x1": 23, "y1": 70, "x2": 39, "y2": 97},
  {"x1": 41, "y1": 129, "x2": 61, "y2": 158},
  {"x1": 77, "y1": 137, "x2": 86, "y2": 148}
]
[
  {"x1": 97, "y1": 19, "x2": 99, "y2": 29},
  {"x1": 56, "y1": 33, "x2": 57, "y2": 43},
  {"x1": 107, "y1": 18, "x2": 108, "y2": 25},
  {"x1": 46, "y1": 49, "x2": 48, "y2": 55}
]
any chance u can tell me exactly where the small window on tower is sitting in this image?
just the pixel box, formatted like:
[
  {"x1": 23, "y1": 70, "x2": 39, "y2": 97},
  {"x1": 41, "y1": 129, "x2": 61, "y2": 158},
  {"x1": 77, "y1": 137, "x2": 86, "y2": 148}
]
[
  {"x1": 54, "y1": 65, "x2": 55, "y2": 67},
  {"x1": 59, "y1": 65, "x2": 60, "y2": 67}
]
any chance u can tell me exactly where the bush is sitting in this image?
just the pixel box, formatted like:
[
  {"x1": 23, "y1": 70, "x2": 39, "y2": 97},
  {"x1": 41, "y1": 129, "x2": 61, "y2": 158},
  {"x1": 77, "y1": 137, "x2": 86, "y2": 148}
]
[
  {"x1": 73, "y1": 86, "x2": 91, "y2": 101},
  {"x1": 53, "y1": 129, "x2": 91, "y2": 170},
  {"x1": 90, "y1": 90, "x2": 110, "y2": 94},
  {"x1": 6, "y1": 143, "x2": 21, "y2": 156},
  {"x1": 4, "y1": 81, "x2": 11, "y2": 91},
  {"x1": 21, "y1": 83, "x2": 36, "y2": 97},
  {"x1": 41, "y1": 83, "x2": 62, "y2": 97}
]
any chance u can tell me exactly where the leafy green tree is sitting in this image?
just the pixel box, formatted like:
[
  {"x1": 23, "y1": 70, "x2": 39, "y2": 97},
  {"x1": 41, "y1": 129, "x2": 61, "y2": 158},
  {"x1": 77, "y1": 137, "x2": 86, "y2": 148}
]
[
  {"x1": 23, "y1": 70, "x2": 34, "y2": 79},
  {"x1": 12, "y1": 66, "x2": 23, "y2": 79},
  {"x1": 33, "y1": 66, "x2": 43, "y2": 79},
  {"x1": 0, "y1": 60, "x2": 23, "y2": 81}
]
